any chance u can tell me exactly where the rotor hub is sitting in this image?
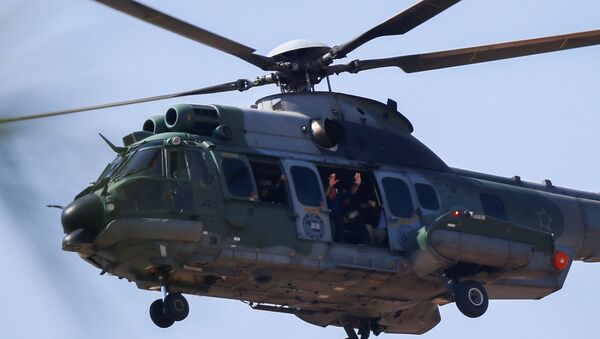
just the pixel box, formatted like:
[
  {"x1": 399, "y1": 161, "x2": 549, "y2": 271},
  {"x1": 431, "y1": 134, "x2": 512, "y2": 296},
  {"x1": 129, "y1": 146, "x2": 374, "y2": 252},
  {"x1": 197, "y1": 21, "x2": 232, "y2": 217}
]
[
  {"x1": 268, "y1": 39, "x2": 331, "y2": 62},
  {"x1": 265, "y1": 40, "x2": 333, "y2": 92}
]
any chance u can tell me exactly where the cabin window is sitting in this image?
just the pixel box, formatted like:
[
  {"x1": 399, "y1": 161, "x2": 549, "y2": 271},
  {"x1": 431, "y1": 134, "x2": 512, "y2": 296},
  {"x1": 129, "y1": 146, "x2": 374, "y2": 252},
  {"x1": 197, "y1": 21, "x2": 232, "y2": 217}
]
[
  {"x1": 168, "y1": 149, "x2": 209, "y2": 180},
  {"x1": 222, "y1": 158, "x2": 254, "y2": 198},
  {"x1": 250, "y1": 160, "x2": 288, "y2": 204},
  {"x1": 414, "y1": 183, "x2": 440, "y2": 210},
  {"x1": 480, "y1": 193, "x2": 507, "y2": 220},
  {"x1": 382, "y1": 177, "x2": 414, "y2": 218},
  {"x1": 115, "y1": 147, "x2": 163, "y2": 179},
  {"x1": 290, "y1": 166, "x2": 322, "y2": 207}
]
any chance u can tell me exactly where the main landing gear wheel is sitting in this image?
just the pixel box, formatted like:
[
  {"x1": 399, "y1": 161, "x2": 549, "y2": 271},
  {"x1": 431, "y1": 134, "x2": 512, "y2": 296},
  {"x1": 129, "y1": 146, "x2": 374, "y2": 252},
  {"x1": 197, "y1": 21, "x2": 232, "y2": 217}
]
[
  {"x1": 150, "y1": 299, "x2": 175, "y2": 328},
  {"x1": 164, "y1": 293, "x2": 190, "y2": 321},
  {"x1": 149, "y1": 271, "x2": 191, "y2": 328},
  {"x1": 454, "y1": 280, "x2": 489, "y2": 318}
]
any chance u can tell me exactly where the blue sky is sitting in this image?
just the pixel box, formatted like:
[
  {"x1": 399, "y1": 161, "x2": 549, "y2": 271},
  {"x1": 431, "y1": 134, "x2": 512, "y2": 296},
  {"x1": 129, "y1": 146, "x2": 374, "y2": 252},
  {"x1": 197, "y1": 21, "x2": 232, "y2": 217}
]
[{"x1": 1, "y1": 1, "x2": 600, "y2": 338}]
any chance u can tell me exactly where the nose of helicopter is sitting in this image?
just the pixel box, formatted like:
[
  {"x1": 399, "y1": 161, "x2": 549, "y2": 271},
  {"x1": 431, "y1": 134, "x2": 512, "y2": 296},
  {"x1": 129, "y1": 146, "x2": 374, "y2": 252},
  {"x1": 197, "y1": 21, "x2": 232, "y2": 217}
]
[{"x1": 61, "y1": 194, "x2": 104, "y2": 250}]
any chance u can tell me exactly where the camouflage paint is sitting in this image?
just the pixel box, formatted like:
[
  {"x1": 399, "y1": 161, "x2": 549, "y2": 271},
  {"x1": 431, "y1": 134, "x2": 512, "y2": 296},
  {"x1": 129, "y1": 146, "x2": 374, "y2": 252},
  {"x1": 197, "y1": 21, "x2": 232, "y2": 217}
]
[{"x1": 61, "y1": 92, "x2": 600, "y2": 335}]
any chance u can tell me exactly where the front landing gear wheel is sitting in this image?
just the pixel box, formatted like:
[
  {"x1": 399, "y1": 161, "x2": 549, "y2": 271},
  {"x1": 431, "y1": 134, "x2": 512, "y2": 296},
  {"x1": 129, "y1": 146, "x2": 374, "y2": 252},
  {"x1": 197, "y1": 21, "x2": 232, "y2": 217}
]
[
  {"x1": 164, "y1": 293, "x2": 189, "y2": 321},
  {"x1": 454, "y1": 280, "x2": 488, "y2": 318},
  {"x1": 150, "y1": 299, "x2": 175, "y2": 328}
]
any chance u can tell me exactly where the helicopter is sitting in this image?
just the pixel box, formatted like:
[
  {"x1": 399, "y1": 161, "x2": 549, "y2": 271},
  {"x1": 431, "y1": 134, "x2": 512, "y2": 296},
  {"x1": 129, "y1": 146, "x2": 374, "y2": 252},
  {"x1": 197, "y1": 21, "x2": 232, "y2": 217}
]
[{"x1": 2, "y1": 1, "x2": 600, "y2": 338}]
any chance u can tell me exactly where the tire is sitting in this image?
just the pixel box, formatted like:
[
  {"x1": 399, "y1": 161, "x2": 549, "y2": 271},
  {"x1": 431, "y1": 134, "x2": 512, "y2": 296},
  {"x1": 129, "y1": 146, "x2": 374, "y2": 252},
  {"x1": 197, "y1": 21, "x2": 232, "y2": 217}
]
[
  {"x1": 164, "y1": 293, "x2": 190, "y2": 321},
  {"x1": 454, "y1": 280, "x2": 488, "y2": 318},
  {"x1": 149, "y1": 299, "x2": 175, "y2": 328}
]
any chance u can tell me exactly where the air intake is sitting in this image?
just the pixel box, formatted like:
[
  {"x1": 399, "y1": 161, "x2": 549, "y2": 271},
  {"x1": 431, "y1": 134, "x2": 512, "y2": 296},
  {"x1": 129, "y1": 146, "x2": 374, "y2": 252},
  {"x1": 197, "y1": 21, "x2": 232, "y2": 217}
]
[
  {"x1": 142, "y1": 115, "x2": 168, "y2": 134},
  {"x1": 165, "y1": 104, "x2": 220, "y2": 136}
]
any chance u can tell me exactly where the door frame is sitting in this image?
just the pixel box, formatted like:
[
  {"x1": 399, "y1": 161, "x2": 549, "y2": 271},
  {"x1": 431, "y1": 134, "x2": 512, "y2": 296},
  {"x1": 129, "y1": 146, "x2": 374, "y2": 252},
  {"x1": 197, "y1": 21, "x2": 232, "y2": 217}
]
[
  {"x1": 373, "y1": 170, "x2": 421, "y2": 251},
  {"x1": 282, "y1": 159, "x2": 332, "y2": 243}
]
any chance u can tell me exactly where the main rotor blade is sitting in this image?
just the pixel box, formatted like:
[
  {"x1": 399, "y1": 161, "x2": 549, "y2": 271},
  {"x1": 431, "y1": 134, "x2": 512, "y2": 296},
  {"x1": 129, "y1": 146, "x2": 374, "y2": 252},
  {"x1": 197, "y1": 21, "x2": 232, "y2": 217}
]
[
  {"x1": 328, "y1": 0, "x2": 460, "y2": 60},
  {"x1": 339, "y1": 29, "x2": 600, "y2": 74},
  {"x1": 0, "y1": 78, "x2": 270, "y2": 124},
  {"x1": 94, "y1": 0, "x2": 276, "y2": 71}
]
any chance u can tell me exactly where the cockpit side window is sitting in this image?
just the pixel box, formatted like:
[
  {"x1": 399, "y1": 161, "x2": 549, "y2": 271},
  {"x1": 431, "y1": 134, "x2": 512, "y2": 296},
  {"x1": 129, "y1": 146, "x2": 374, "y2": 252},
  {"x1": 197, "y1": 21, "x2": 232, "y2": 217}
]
[
  {"x1": 186, "y1": 150, "x2": 209, "y2": 180},
  {"x1": 168, "y1": 149, "x2": 209, "y2": 180},
  {"x1": 115, "y1": 147, "x2": 163, "y2": 179}
]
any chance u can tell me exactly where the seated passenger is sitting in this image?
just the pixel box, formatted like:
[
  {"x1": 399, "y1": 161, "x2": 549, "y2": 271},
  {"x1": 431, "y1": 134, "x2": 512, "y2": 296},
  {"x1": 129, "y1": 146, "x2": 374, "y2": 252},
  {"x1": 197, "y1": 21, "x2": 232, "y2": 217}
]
[
  {"x1": 258, "y1": 174, "x2": 286, "y2": 203},
  {"x1": 341, "y1": 206, "x2": 371, "y2": 245},
  {"x1": 360, "y1": 200, "x2": 388, "y2": 245}
]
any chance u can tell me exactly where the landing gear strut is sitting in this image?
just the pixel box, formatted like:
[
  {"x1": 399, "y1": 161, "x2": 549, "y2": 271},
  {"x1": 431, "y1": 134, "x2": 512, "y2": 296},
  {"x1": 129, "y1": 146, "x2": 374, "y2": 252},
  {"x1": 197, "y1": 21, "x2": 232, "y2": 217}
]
[
  {"x1": 443, "y1": 275, "x2": 488, "y2": 318},
  {"x1": 343, "y1": 320, "x2": 372, "y2": 339},
  {"x1": 149, "y1": 273, "x2": 190, "y2": 328}
]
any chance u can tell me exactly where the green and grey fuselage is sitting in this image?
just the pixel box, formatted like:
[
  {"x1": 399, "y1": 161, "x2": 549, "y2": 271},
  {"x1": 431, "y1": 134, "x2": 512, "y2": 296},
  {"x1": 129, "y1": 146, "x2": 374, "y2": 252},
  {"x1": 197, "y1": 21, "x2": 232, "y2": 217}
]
[{"x1": 61, "y1": 92, "x2": 600, "y2": 335}]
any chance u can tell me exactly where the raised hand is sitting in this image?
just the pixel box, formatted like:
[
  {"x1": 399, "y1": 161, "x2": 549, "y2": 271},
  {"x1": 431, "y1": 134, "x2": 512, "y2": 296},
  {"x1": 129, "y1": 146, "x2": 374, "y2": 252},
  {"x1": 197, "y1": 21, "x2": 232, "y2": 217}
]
[
  {"x1": 354, "y1": 172, "x2": 362, "y2": 186},
  {"x1": 329, "y1": 173, "x2": 339, "y2": 188}
]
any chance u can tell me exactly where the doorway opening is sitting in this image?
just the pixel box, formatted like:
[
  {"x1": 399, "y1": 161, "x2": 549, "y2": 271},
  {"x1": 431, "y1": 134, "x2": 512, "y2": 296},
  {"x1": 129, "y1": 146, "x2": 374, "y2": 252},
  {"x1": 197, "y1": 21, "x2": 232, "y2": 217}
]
[{"x1": 316, "y1": 166, "x2": 387, "y2": 247}]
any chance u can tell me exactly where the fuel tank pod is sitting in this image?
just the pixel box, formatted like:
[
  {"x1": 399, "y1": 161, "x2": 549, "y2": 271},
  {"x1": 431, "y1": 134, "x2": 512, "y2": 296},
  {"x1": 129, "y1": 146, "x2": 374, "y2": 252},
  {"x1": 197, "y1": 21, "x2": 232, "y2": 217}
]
[{"x1": 412, "y1": 210, "x2": 556, "y2": 279}]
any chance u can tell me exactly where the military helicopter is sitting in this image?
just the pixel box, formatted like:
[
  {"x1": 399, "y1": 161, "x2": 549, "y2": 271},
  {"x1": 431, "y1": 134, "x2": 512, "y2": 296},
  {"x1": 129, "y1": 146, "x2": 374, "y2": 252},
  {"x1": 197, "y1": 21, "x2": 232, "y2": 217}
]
[{"x1": 3, "y1": 1, "x2": 600, "y2": 338}]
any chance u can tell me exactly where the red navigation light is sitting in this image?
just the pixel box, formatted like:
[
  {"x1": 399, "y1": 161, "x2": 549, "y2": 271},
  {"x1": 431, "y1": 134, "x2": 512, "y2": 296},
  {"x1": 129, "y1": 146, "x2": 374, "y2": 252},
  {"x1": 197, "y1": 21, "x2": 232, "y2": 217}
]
[
  {"x1": 551, "y1": 250, "x2": 569, "y2": 270},
  {"x1": 451, "y1": 210, "x2": 461, "y2": 218}
]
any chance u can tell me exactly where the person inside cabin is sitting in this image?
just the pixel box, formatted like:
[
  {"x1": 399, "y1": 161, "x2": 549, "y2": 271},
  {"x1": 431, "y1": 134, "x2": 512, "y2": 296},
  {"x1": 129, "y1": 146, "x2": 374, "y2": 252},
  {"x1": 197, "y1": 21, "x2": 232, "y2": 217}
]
[
  {"x1": 326, "y1": 172, "x2": 369, "y2": 243},
  {"x1": 325, "y1": 174, "x2": 344, "y2": 241},
  {"x1": 359, "y1": 200, "x2": 388, "y2": 245},
  {"x1": 258, "y1": 174, "x2": 287, "y2": 203}
]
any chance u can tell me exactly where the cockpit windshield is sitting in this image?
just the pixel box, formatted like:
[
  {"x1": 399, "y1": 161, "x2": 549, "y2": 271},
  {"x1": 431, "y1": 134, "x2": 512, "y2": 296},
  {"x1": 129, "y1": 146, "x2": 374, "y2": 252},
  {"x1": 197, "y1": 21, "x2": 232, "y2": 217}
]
[
  {"x1": 97, "y1": 155, "x2": 124, "y2": 182},
  {"x1": 105, "y1": 144, "x2": 210, "y2": 183},
  {"x1": 114, "y1": 147, "x2": 163, "y2": 180}
]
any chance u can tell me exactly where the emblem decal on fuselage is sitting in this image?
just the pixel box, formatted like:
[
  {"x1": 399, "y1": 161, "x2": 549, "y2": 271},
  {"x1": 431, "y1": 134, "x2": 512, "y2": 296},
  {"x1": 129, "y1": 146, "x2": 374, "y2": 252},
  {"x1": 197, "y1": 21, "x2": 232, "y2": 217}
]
[{"x1": 303, "y1": 213, "x2": 325, "y2": 240}]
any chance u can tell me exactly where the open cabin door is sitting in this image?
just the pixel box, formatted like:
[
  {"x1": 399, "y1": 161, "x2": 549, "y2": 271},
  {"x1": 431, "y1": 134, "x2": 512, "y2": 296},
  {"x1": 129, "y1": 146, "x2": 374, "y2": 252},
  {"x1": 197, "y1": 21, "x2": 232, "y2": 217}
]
[
  {"x1": 282, "y1": 160, "x2": 332, "y2": 242},
  {"x1": 374, "y1": 170, "x2": 421, "y2": 252}
]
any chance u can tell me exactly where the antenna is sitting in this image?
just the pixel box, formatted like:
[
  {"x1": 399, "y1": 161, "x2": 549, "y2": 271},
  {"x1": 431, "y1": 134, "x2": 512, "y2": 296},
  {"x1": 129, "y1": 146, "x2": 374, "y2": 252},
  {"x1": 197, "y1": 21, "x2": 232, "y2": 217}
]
[{"x1": 99, "y1": 133, "x2": 126, "y2": 155}]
